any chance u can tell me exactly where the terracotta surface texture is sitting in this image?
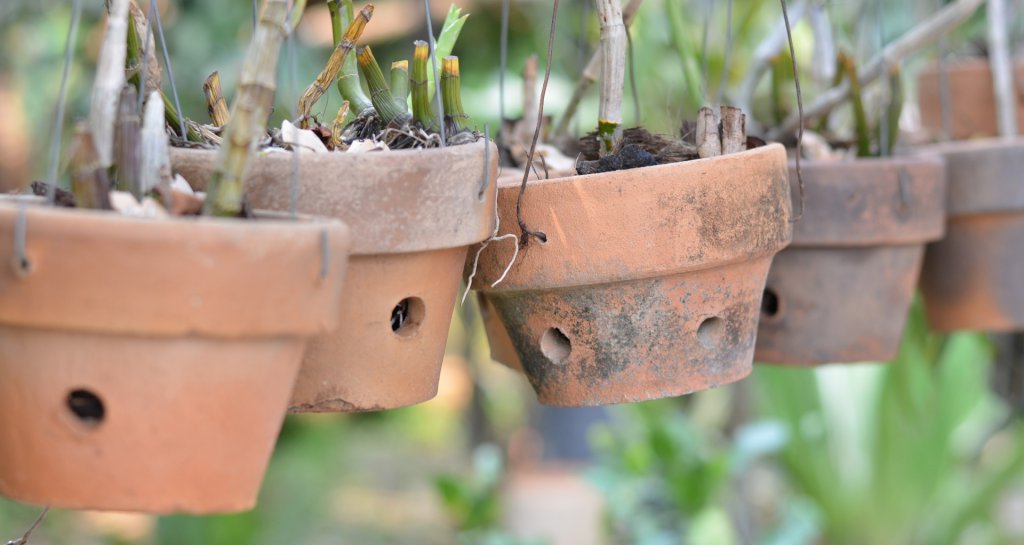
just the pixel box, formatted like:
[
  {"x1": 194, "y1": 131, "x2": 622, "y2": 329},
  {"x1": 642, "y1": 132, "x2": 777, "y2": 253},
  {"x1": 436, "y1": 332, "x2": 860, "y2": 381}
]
[
  {"x1": 0, "y1": 201, "x2": 351, "y2": 513},
  {"x1": 172, "y1": 140, "x2": 498, "y2": 411},
  {"x1": 918, "y1": 59, "x2": 1024, "y2": 141},
  {"x1": 755, "y1": 157, "x2": 947, "y2": 365},
  {"x1": 471, "y1": 144, "x2": 793, "y2": 406},
  {"x1": 916, "y1": 138, "x2": 1024, "y2": 332}
]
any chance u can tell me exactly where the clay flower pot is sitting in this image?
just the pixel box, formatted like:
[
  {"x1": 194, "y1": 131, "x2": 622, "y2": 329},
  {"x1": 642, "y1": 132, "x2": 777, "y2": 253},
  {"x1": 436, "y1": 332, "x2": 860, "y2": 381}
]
[
  {"x1": 0, "y1": 200, "x2": 350, "y2": 513},
  {"x1": 915, "y1": 139, "x2": 1024, "y2": 331},
  {"x1": 754, "y1": 157, "x2": 946, "y2": 365},
  {"x1": 918, "y1": 58, "x2": 1024, "y2": 140},
  {"x1": 172, "y1": 140, "x2": 496, "y2": 411},
  {"x1": 469, "y1": 144, "x2": 792, "y2": 407}
]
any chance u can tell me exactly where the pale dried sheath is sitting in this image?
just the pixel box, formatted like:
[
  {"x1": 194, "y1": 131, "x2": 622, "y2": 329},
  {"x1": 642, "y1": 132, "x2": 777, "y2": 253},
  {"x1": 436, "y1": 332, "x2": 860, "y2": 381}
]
[
  {"x1": 140, "y1": 90, "x2": 171, "y2": 195},
  {"x1": 720, "y1": 106, "x2": 746, "y2": 154},
  {"x1": 70, "y1": 125, "x2": 113, "y2": 210},
  {"x1": 113, "y1": 84, "x2": 141, "y2": 194},
  {"x1": 90, "y1": 0, "x2": 130, "y2": 167},
  {"x1": 204, "y1": 71, "x2": 231, "y2": 127},
  {"x1": 595, "y1": 0, "x2": 626, "y2": 155},
  {"x1": 696, "y1": 106, "x2": 721, "y2": 158},
  {"x1": 204, "y1": 0, "x2": 290, "y2": 216},
  {"x1": 296, "y1": 4, "x2": 373, "y2": 128}
]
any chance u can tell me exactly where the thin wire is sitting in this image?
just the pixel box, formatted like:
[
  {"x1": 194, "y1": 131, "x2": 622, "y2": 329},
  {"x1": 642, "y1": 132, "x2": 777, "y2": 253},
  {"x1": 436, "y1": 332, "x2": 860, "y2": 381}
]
[
  {"x1": 423, "y1": 0, "x2": 447, "y2": 146},
  {"x1": 286, "y1": 0, "x2": 300, "y2": 218},
  {"x1": 716, "y1": 0, "x2": 733, "y2": 105},
  {"x1": 498, "y1": 0, "x2": 509, "y2": 150},
  {"x1": 253, "y1": 0, "x2": 259, "y2": 32},
  {"x1": 44, "y1": 0, "x2": 83, "y2": 204},
  {"x1": 150, "y1": 0, "x2": 186, "y2": 140},
  {"x1": 516, "y1": 0, "x2": 559, "y2": 245},
  {"x1": 780, "y1": 0, "x2": 804, "y2": 221},
  {"x1": 876, "y1": 0, "x2": 889, "y2": 156},
  {"x1": 5, "y1": 506, "x2": 50, "y2": 545}
]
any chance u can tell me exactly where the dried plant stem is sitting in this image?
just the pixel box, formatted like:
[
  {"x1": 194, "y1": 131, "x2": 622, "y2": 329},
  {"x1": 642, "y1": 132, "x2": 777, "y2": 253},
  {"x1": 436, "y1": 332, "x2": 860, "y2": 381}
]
[
  {"x1": 90, "y1": 0, "x2": 129, "y2": 168},
  {"x1": 595, "y1": 0, "x2": 626, "y2": 155},
  {"x1": 330, "y1": 0, "x2": 373, "y2": 115},
  {"x1": 297, "y1": 4, "x2": 373, "y2": 127},
  {"x1": 70, "y1": 125, "x2": 113, "y2": 210},
  {"x1": 767, "y1": 0, "x2": 985, "y2": 141},
  {"x1": 113, "y1": 84, "x2": 140, "y2": 194},
  {"x1": 204, "y1": 71, "x2": 230, "y2": 126},
  {"x1": 554, "y1": 0, "x2": 642, "y2": 139},
  {"x1": 357, "y1": 46, "x2": 408, "y2": 124},
  {"x1": 331, "y1": 100, "x2": 350, "y2": 148},
  {"x1": 204, "y1": 0, "x2": 289, "y2": 216},
  {"x1": 140, "y1": 90, "x2": 171, "y2": 195},
  {"x1": 391, "y1": 60, "x2": 410, "y2": 105},
  {"x1": 720, "y1": 106, "x2": 747, "y2": 154},
  {"x1": 696, "y1": 106, "x2": 720, "y2": 158},
  {"x1": 987, "y1": 0, "x2": 1017, "y2": 136},
  {"x1": 411, "y1": 41, "x2": 437, "y2": 129},
  {"x1": 441, "y1": 56, "x2": 467, "y2": 133}
]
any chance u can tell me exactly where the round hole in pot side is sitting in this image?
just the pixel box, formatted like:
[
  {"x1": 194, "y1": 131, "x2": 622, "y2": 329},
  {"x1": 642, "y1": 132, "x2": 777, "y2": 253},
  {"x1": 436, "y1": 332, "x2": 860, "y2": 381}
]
[
  {"x1": 540, "y1": 327, "x2": 572, "y2": 365},
  {"x1": 697, "y1": 317, "x2": 726, "y2": 350},
  {"x1": 761, "y1": 288, "x2": 782, "y2": 319},
  {"x1": 391, "y1": 297, "x2": 426, "y2": 337},
  {"x1": 66, "y1": 389, "x2": 105, "y2": 426}
]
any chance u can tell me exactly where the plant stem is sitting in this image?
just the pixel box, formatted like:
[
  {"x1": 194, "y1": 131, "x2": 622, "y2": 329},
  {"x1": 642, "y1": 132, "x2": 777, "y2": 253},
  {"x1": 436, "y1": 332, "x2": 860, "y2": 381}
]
[
  {"x1": 331, "y1": 0, "x2": 373, "y2": 115},
  {"x1": 140, "y1": 89, "x2": 171, "y2": 195},
  {"x1": 70, "y1": 124, "x2": 113, "y2": 210},
  {"x1": 357, "y1": 45, "x2": 408, "y2": 124},
  {"x1": 425, "y1": 4, "x2": 469, "y2": 102},
  {"x1": 594, "y1": 0, "x2": 626, "y2": 155},
  {"x1": 391, "y1": 60, "x2": 410, "y2": 105},
  {"x1": 297, "y1": 3, "x2": 373, "y2": 128},
  {"x1": 838, "y1": 52, "x2": 872, "y2": 157},
  {"x1": 883, "y1": 66, "x2": 903, "y2": 156},
  {"x1": 987, "y1": 0, "x2": 1017, "y2": 136},
  {"x1": 441, "y1": 56, "x2": 467, "y2": 133},
  {"x1": 204, "y1": 0, "x2": 289, "y2": 217},
  {"x1": 203, "y1": 71, "x2": 230, "y2": 127},
  {"x1": 90, "y1": 0, "x2": 129, "y2": 168},
  {"x1": 113, "y1": 83, "x2": 140, "y2": 194},
  {"x1": 412, "y1": 40, "x2": 438, "y2": 130}
]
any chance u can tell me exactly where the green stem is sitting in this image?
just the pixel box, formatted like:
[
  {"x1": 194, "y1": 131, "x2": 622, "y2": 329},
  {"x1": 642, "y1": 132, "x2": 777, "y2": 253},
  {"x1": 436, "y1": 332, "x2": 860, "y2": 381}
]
[
  {"x1": 440, "y1": 56, "x2": 467, "y2": 133},
  {"x1": 332, "y1": 0, "x2": 373, "y2": 115},
  {"x1": 357, "y1": 46, "x2": 408, "y2": 124},
  {"x1": 839, "y1": 51, "x2": 872, "y2": 158},
  {"x1": 391, "y1": 60, "x2": 410, "y2": 106},
  {"x1": 411, "y1": 40, "x2": 438, "y2": 130},
  {"x1": 883, "y1": 66, "x2": 903, "y2": 156}
]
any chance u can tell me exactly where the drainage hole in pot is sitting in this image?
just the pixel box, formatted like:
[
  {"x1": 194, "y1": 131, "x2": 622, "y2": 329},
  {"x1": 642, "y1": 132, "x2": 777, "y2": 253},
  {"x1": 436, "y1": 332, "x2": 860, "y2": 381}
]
[
  {"x1": 697, "y1": 317, "x2": 725, "y2": 350},
  {"x1": 540, "y1": 327, "x2": 572, "y2": 365},
  {"x1": 761, "y1": 288, "x2": 781, "y2": 319},
  {"x1": 67, "y1": 389, "x2": 104, "y2": 426},
  {"x1": 391, "y1": 297, "x2": 425, "y2": 337}
]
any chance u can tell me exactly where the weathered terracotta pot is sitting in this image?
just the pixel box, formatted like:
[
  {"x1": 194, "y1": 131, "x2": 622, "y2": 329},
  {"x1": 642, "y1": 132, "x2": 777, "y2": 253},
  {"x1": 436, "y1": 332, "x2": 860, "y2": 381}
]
[
  {"x1": 918, "y1": 58, "x2": 1024, "y2": 141},
  {"x1": 172, "y1": 140, "x2": 497, "y2": 411},
  {"x1": 754, "y1": 157, "x2": 946, "y2": 365},
  {"x1": 0, "y1": 200, "x2": 350, "y2": 513},
  {"x1": 915, "y1": 139, "x2": 1024, "y2": 332},
  {"x1": 469, "y1": 144, "x2": 792, "y2": 407}
]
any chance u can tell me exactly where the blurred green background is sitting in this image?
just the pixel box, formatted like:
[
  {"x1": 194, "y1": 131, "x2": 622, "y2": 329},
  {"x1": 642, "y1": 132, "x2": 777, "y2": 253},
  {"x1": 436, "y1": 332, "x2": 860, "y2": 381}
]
[{"x1": 1, "y1": 1, "x2": 1023, "y2": 544}]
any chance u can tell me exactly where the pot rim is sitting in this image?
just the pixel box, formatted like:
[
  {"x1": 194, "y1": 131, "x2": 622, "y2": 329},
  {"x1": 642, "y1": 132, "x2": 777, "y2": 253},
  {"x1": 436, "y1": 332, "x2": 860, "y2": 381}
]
[{"x1": 911, "y1": 137, "x2": 1024, "y2": 216}]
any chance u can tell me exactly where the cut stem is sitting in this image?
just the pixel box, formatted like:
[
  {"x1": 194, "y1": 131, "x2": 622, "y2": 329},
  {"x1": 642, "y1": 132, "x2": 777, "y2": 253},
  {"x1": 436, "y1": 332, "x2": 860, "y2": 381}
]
[
  {"x1": 70, "y1": 124, "x2": 113, "y2": 210},
  {"x1": 412, "y1": 40, "x2": 438, "y2": 130},
  {"x1": 204, "y1": 0, "x2": 290, "y2": 216},
  {"x1": 297, "y1": 3, "x2": 373, "y2": 128},
  {"x1": 391, "y1": 60, "x2": 410, "y2": 105},
  {"x1": 330, "y1": 0, "x2": 373, "y2": 115},
  {"x1": 838, "y1": 52, "x2": 872, "y2": 157},
  {"x1": 441, "y1": 56, "x2": 467, "y2": 133},
  {"x1": 113, "y1": 83, "x2": 140, "y2": 195},
  {"x1": 594, "y1": 0, "x2": 626, "y2": 155},
  {"x1": 357, "y1": 45, "x2": 409, "y2": 124},
  {"x1": 203, "y1": 71, "x2": 230, "y2": 127}
]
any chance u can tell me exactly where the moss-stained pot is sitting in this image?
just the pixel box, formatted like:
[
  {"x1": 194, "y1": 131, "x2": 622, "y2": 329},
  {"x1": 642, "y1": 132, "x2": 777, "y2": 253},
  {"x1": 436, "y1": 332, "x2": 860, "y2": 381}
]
[
  {"x1": 913, "y1": 139, "x2": 1024, "y2": 331},
  {"x1": 172, "y1": 140, "x2": 497, "y2": 412},
  {"x1": 754, "y1": 157, "x2": 946, "y2": 365},
  {"x1": 469, "y1": 144, "x2": 792, "y2": 407},
  {"x1": 0, "y1": 199, "x2": 350, "y2": 513},
  {"x1": 918, "y1": 58, "x2": 1024, "y2": 141}
]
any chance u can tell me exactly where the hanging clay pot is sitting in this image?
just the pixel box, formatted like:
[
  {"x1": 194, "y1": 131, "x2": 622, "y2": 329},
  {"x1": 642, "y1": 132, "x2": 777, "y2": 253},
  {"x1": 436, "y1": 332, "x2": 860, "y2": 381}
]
[
  {"x1": 172, "y1": 139, "x2": 496, "y2": 412},
  {"x1": 915, "y1": 139, "x2": 1024, "y2": 331},
  {"x1": 917, "y1": 58, "x2": 1024, "y2": 140},
  {"x1": 0, "y1": 199, "x2": 350, "y2": 513},
  {"x1": 754, "y1": 157, "x2": 946, "y2": 365},
  {"x1": 468, "y1": 144, "x2": 792, "y2": 407}
]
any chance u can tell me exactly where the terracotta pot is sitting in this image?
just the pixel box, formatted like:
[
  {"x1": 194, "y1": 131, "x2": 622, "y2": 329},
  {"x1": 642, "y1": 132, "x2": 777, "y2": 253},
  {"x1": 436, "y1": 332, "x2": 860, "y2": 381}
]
[
  {"x1": 918, "y1": 58, "x2": 1024, "y2": 141},
  {"x1": 0, "y1": 200, "x2": 350, "y2": 513},
  {"x1": 916, "y1": 139, "x2": 1024, "y2": 332},
  {"x1": 469, "y1": 144, "x2": 793, "y2": 407},
  {"x1": 754, "y1": 157, "x2": 946, "y2": 365},
  {"x1": 172, "y1": 140, "x2": 497, "y2": 411}
]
